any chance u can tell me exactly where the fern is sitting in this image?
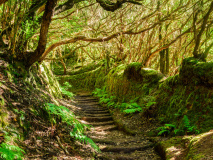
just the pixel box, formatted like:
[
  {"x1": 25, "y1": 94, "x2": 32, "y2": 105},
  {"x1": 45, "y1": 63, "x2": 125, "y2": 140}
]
[
  {"x1": 45, "y1": 103, "x2": 100, "y2": 151},
  {"x1": 123, "y1": 107, "x2": 142, "y2": 114},
  {"x1": 107, "y1": 101, "x2": 115, "y2": 107},
  {"x1": 120, "y1": 103, "x2": 130, "y2": 109},
  {"x1": 100, "y1": 97, "x2": 111, "y2": 103},
  {"x1": 156, "y1": 124, "x2": 176, "y2": 136},
  {"x1": 93, "y1": 88, "x2": 143, "y2": 114},
  {"x1": 60, "y1": 82, "x2": 74, "y2": 98},
  {"x1": 130, "y1": 102, "x2": 141, "y2": 108},
  {"x1": 145, "y1": 101, "x2": 156, "y2": 107},
  {"x1": 182, "y1": 115, "x2": 199, "y2": 134},
  {"x1": 0, "y1": 143, "x2": 25, "y2": 160}
]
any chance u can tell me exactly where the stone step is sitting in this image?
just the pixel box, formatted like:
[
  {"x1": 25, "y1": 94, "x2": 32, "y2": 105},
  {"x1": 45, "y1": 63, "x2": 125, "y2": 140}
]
[
  {"x1": 77, "y1": 102, "x2": 100, "y2": 105},
  {"x1": 83, "y1": 113, "x2": 111, "y2": 117},
  {"x1": 100, "y1": 143, "x2": 154, "y2": 153},
  {"x1": 74, "y1": 94, "x2": 93, "y2": 98},
  {"x1": 81, "y1": 116, "x2": 112, "y2": 122},
  {"x1": 96, "y1": 154, "x2": 144, "y2": 160},
  {"x1": 86, "y1": 121, "x2": 114, "y2": 126},
  {"x1": 76, "y1": 99, "x2": 99, "y2": 102},
  {"x1": 84, "y1": 110, "x2": 109, "y2": 114},
  {"x1": 83, "y1": 108, "x2": 108, "y2": 112},
  {"x1": 96, "y1": 151, "x2": 160, "y2": 160},
  {"x1": 91, "y1": 125, "x2": 117, "y2": 132}
]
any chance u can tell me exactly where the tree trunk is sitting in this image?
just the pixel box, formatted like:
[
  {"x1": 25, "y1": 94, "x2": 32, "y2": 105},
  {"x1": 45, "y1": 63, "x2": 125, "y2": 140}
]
[
  {"x1": 193, "y1": 2, "x2": 213, "y2": 59},
  {"x1": 165, "y1": 48, "x2": 169, "y2": 74},
  {"x1": 26, "y1": 0, "x2": 57, "y2": 68},
  {"x1": 159, "y1": 50, "x2": 165, "y2": 74}
]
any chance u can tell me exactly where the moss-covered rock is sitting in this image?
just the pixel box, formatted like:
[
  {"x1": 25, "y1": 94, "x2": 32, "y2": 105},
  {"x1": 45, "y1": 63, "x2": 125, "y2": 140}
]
[
  {"x1": 156, "y1": 136, "x2": 186, "y2": 160},
  {"x1": 123, "y1": 62, "x2": 143, "y2": 81},
  {"x1": 156, "y1": 131, "x2": 213, "y2": 160},
  {"x1": 124, "y1": 62, "x2": 164, "y2": 83},
  {"x1": 179, "y1": 57, "x2": 213, "y2": 86},
  {"x1": 185, "y1": 131, "x2": 213, "y2": 160}
]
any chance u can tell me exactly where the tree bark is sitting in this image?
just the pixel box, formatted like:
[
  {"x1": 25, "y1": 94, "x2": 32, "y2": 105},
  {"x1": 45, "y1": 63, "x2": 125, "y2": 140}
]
[
  {"x1": 26, "y1": 0, "x2": 57, "y2": 67},
  {"x1": 165, "y1": 48, "x2": 169, "y2": 74},
  {"x1": 96, "y1": 0, "x2": 141, "y2": 12}
]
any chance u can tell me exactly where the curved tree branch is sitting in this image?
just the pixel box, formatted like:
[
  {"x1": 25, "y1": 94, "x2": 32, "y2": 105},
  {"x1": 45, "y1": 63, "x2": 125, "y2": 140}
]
[
  {"x1": 54, "y1": 0, "x2": 85, "y2": 15},
  {"x1": 44, "y1": 43, "x2": 91, "y2": 60},
  {"x1": 96, "y1": 0, "x2": 142, "y2": 12}
]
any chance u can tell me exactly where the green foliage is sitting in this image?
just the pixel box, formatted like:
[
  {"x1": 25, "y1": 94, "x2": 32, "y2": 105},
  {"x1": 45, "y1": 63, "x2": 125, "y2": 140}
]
[
  {"x1": 174, "y1": 115, "x2": 200, "y2": 135},
  {"x1": 0, "y1": 132, "x2": 25, "y2": 160},
  {"x1": 157, "y1": 115, "x2": 199, "y2": 136},
  {"x1": 0, "y1": 143, "x2": 25, "y2": 160},
  {"x1": 60, "y1": 82, "x2": 74, "y2": 98},
  {"x1": 156, "y1": 124, "x2": 176, "y2": 136},
  {"x1": 45, "y1": 103, "x2": 99, "y2": 151},
  {"x1": 127, "y1": 62, "x2": 143, "y2": 71},
  {"x1": 145, "y1": 101, "x2": 156, "y2": 107},
  {"x1": 93, "y1": 87, "x2": 143, "y2": 114},
  {"x1": 13, "y1": 109, "x2": 25, "y2": 128},
  {"x1": 123, "y1": 107, "x2": 142, "y2": 114},
  {"x1": 21, "y1": 17, "x2": 39, "y2": 40}
]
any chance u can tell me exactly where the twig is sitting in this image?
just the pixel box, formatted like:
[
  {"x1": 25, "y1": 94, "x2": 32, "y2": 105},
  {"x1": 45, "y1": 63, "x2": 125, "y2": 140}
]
[{"x1": 56, "y1": 136, "x2": 69, "y2": 155}]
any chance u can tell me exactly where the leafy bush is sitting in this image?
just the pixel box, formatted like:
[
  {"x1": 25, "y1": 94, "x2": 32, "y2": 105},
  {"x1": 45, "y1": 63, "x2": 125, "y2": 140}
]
[{"x1": 45, "y1": 103, "x2": 99, "y2": 151}]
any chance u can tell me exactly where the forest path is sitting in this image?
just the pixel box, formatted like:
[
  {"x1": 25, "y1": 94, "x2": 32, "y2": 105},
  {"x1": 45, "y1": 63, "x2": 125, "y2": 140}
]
[{"x1": 73, "y1": 91, "x2": 161, "y2": 160}]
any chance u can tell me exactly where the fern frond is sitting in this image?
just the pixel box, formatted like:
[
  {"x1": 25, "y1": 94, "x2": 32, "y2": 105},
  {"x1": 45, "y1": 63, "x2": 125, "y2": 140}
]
[
  {"x1": 123, "y1": 107, "x2": 142, "y2": 114},
  {"x1": 0, "y1": 143, "x2": 25, "y2": 160},
  {"x1": 45, "y1": 103, "x2": 99, "y2": 151}
]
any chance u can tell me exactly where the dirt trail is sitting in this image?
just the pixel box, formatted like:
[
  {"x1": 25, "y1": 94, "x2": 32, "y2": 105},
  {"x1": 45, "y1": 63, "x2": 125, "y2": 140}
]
[{"x1": 73, "y1": 92, "x2": 161, "y2": 160}]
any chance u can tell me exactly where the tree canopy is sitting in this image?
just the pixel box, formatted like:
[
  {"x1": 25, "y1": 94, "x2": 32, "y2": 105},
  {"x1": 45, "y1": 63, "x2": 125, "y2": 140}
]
[{"x1": 0, "y1": 0, "x2": 213, "y2": 72}]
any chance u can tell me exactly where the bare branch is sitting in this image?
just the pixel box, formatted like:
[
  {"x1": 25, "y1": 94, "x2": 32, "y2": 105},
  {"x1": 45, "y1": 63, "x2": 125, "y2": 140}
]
[{"x1": 96, "y1": 0, "x2": 141, "y2": 12}]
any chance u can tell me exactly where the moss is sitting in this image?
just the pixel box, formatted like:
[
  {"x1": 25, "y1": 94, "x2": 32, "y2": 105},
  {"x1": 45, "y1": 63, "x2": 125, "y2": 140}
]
[
  {"x1": 0, "y1": 106, "x2": 8, "y2": 128},
  {"x1": 179, "y1": 57, "x2": 213, "y2": 86},
  {"x1": 185, "y1": 131, "x2": 213, "y2": 160},
  {"x1": 124, "y1": 62, "x2": 164, "y2": 84},
  {"x1": 123, "y1": 62, "x2": 143, "y2": 81},
  {"x1": 156, "y1": 137, "x2": 186, "y2": 160}
]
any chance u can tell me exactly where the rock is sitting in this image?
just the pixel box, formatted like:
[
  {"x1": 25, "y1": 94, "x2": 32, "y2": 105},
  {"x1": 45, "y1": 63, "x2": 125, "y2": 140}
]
[
  {"x1": 179, "y1": 57, "x2": 213, "y2": 86},
  {"x1": 124, "y1": 62, "x2": 164, "y2": 83},
  {"x1": 156, "y1": 130, "x2": 213, "y2": 160}
]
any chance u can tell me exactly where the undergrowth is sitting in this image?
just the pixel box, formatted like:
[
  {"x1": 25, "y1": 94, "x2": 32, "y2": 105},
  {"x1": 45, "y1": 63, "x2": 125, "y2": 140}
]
[
  {"x1": 0, "y1": 131, "x2": 25, "y2": 160},
  {"x1": 45, "y1": 103, "x2": 99, "y2": 151},
  {"x1": 92, "y1": 87, "x2": 156, "y2": 114},
  {"x1": 60, "y1": 82, "x2": 74, "y2": 98},
  {"x1": 157, "y1": 115, "x2": 199, "y2": 136}
]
